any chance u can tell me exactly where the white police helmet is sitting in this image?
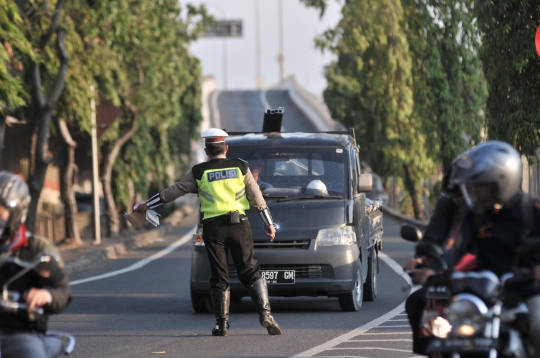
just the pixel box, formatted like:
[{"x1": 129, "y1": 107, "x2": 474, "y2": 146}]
[
  {"x1": 306, "y1": 180, "x2": 328, "y2": 196},
  {"x1": 201, "y1": 128, "x2": 228, "y2": 144}
]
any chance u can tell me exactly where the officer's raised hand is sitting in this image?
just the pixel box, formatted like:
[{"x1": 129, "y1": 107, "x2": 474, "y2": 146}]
[
  {"x1": 134, "y1": 201, "x2": 148, "y2": 214},
  {"x1": 265, "y1": 224, "x2": 276, "y2": 241}
]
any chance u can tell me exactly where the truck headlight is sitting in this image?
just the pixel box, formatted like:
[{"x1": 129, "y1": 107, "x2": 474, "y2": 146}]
[
  {"x1": 316, "y1": 226, "x2": 357, "y2": 246},
  {"x1": 446, "y1": 294, "x2": 487, "y2": 337}
]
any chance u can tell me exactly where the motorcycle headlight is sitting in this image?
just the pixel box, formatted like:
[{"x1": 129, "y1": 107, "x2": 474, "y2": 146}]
[
  {"x1": 316, "y1": 226, "x2": 357, "y2": 246},
  {"x1": 421, "y1": 312, "x2": 452, "y2": 338},
  {"x1": 446, "y1": 294, "x2": 488, "y2": 337}
]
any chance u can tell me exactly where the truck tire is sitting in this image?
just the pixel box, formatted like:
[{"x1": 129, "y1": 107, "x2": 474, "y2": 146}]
[
  {"x1": 363, "y1": 248, "x2": 378, "y2": 301},
  {"x1": 338, "y1": 267, "x2": 363, "y2": 311},
  {"x1": 191, "y1": 289, "x2": 211, "y2": 313}
]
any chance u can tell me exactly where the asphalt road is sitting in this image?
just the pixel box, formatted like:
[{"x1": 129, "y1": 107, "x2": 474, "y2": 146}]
[{"x1": 51, "y1": 210, "x2": 418, "y2": 358}]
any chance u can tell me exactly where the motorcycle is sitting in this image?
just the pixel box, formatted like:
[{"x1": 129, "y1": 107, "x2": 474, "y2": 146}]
[
  {"x1": 402, "y1": 228, "x2": 535, "y2": 358},
  {"x1": 0, "y1": 252, "x2": 75, "y2": 357}
]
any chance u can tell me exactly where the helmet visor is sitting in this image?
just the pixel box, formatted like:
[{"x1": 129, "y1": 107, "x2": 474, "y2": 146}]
[{"x1": 459, "y1": 183, "x2": 499, "y2": 214}]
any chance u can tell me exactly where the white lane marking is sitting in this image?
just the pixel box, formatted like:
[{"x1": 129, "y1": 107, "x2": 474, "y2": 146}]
[
  {"x1": 332, "y1": 348, "x2": 412, "y2": 353},
  {"x1": 347, "y1": 339, "x2": 412, "y2": 342},
  {"x1": 355, "y1": 332, "x2": 411, "y2": 335},
  {"x1": 293, "y1": 251, "x2": 414, "y2": 357},
  {"x1": 70, "y1": 226, "x2": 197, "y2": 286},
  {"x1": 389, "y1": 319, "x2": 410, "y2": 322},
  {"x1": 370, "y1": 325, "x2": 411, "y2": 328}
]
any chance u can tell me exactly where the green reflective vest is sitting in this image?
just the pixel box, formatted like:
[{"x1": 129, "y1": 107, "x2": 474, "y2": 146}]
[{"x1": 192, "y1": 158, "x2": 250, "y2": 220}]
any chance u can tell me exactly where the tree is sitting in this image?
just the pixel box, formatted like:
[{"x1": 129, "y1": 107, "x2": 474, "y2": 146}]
[
  {"x1": 0, "y1": 0, "x2": 36, "y2": 163},
  {"x1": 475, "y1": 0, "x2": 540, "y2": 155},
  {"x1": 15, "y1": 0, "x2": 70, "y2": 233},
  {"x1": 317, "y1": 0, "x2": 434, "y2": 219},
  {"x1": 403, "y1": 0, "x2": 486, "y2": 171}
]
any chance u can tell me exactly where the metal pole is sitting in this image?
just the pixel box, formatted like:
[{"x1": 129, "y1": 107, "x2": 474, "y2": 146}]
[
  {"x1": 278, "y1": 0, "x2": 284, "y2": 82},
  {"x1": 223, "y1": 38, "x2": 228, "y2": 90},
  {"x1": 255, "y1": 0, "x2": 261, "y2": 89},
  {"x1": 90, "y1": 85, "x2": 101, "y2": 245}
]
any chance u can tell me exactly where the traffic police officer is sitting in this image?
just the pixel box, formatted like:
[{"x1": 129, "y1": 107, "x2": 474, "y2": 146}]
[{"x1": 136, "y1": 128, "x2": 281, "y2": 336}]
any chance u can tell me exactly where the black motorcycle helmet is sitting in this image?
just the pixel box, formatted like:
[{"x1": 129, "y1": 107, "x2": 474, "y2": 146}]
[
  {"x1": 442, "y1": 151, "x2": 469, "y2": 197},
  {"x1": 451, "y1": 141, "x2": 522, "y2": 214},
  {"x1": 0, "y1": 171, "x2": 31, "y2": 251}
]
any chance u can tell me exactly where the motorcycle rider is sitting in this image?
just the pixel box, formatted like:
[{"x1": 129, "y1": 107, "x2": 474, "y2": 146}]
[
  {"x1": 413, "y1": 140, "x2": 540, "y2": 355},
  {"x1": 0, "y1": 172, "x2": 71, "y2": 358},
  {"x1": 404, "y1": 153, "x2": 470, "y2": 354}
]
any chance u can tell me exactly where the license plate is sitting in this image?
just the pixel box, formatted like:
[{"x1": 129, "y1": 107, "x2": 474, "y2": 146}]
[
  {"x1": 260, "y1": 270, "x2": 295, "y2": 284},
  {"x1": 427, "y1": 337, "x2": 495, "y2": 354}
]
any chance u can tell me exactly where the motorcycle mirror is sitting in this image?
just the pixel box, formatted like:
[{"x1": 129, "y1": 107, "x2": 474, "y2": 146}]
[
  {"x1": 400, "y1": 225, "x2": 423, "y2": 243},
  {"x1": 2, "y1": 252, "x2": 60, "y2": 301},
  {"x1": 35, "y1": 252, "x2": 61, "y2": 277}
]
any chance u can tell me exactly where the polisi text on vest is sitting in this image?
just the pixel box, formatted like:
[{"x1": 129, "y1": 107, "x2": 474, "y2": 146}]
[{"x1": 207, "y1": 169, "x2": 238, "y2": 182}]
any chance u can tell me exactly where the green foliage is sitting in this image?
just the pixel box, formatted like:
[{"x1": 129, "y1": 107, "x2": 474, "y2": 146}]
[
  {"x1": 404, "y1": 0, "x2": 486, "y2": 170},
  {"x1": 299, "y1": 0, "x2": 328, "y2": 17},
  {"x1": 475, "y1": 0, "x2": 540, "y2": 156},
  {"x1": 318, "y1": 0, "x2": 434, "y2": 186},
  {"x1": 0, "y1": 0, "x2": 36, "y2": 113},
  {"x1": 4, "y1": 0, "x2": 211, "y2": 218}
]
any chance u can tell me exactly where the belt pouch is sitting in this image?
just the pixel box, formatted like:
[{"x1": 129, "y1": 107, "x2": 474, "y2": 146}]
[{"x1": 230, "y1": 210, "x2": 240, "y2": 224}]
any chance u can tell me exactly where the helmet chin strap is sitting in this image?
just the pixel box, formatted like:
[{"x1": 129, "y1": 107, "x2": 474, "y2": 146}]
[{"x1": 0, "y1": 225, "x2": 27, "y2": 253}]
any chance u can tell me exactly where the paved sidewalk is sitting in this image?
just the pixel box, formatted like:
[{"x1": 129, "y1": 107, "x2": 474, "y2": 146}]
[{"x1": 57, "y1": 204, "x2": 196, "y2": 275}]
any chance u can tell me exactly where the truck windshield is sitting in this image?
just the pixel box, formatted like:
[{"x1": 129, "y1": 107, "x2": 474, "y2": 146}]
[{"x1": 227, "y1": 147, "x2": 347, "y2": 198}]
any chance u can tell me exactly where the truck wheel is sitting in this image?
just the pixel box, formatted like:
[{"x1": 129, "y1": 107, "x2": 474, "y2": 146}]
[
  {"x1": 191, "y1": 290, "x2": 211, "y2": 313},
  {"x1": 338, "y1": 267, "x2": 363, "y2": 311},
  {"x1": 363, "y1": 248, "x2": 378, "y2": 301}
]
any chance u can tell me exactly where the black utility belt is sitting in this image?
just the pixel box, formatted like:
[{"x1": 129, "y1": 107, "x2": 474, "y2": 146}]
[{"x1": 203, "y1": 211, "x2": 246, "y2": 224}]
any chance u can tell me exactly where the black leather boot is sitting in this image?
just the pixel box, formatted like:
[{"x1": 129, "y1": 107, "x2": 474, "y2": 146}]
[
  {"x1": 247, "y1": 278, "x2": 282, "y2": 335},
  {"x1": 210, "y1": 288, "x2": 230, "y2": 336}
]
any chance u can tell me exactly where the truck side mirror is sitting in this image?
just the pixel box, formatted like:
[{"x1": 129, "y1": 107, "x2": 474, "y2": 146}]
[{"x1": 358, "y1": 173, "x2": 372, "y2": 192}]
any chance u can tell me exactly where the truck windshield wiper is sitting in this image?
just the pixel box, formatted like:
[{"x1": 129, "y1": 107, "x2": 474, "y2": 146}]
[
  {"x1": 263, "y1": 194, "x2": 288, "y2": 198},
  {"x1": 277, "y1": 195, "x2": 342, "y2": 203}
]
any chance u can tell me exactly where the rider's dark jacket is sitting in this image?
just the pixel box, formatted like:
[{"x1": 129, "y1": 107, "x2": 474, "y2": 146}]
[
  {"x1": 439, "y1": 191, "x2": 540, "y2": 278},
  {"x1": 0, "y1": 232, "x2": 71, "y2": 333},
  {"x1": 422, "y1": 195, "x2": 460, "y2": 245}
]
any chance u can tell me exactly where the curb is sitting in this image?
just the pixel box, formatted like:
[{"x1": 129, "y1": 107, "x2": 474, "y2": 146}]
[
  {"x1": 382, "y1": 206, "x2": 428, "y2": 231},
  {"x1": 63, "y1": 205, "x2": 194, "y2": 275}
]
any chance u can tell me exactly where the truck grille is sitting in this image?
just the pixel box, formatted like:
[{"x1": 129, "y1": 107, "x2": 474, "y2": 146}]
[
  {"x1": 253, "y1": 239, "x2": 310, "y2": 249},
  {"x1": 229, "y1": 265, "x2": 323, "y2": 278}
]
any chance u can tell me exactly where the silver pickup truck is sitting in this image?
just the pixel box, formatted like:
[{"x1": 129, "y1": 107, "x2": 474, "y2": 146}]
[{"x1": 190, "y1": 128, "x2": 384, "y2": 312}]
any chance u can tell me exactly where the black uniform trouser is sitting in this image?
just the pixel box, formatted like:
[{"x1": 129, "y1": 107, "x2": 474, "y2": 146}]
[
  {"x1": 405, "y1": 286, "x2": 429, "y2": 355},
  {"x1": 203, "y1": 215, "x2": 261, "y2": 292}
]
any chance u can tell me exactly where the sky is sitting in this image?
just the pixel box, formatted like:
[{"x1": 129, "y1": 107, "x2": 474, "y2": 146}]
[{"x1": 185, "y1": 0, "x2": 343, "y2": 96}]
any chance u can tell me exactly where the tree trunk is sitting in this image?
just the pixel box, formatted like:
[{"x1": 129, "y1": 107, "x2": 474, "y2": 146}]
[
  {"x1": 101, "y1": 113, "x2": 137, "y2": 236},
  {"x1": 403, "y1": 163, "x2": 424, "y2": 221},
  {"x1": 26, "y1": 26, "x2": 69, "y2": 234},
  {"x1": 0, "y1": 114, "x2": 5, "y2": 167},
  {"x1": 56, "y1": 118, "x2": 82, "y2": 244}
]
